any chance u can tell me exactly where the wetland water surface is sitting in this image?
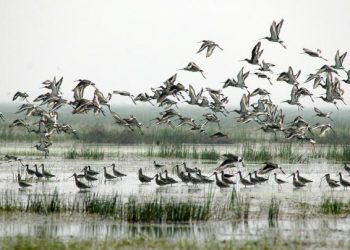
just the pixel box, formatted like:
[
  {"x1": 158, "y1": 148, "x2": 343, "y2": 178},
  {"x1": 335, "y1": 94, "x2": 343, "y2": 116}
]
[{"x1": 0, "y1": 143, "x2": 349, "y2": 248}]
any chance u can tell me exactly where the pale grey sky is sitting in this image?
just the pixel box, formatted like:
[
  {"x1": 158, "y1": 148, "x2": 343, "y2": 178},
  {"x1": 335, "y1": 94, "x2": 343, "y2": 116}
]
[{"x1": 0, "y1": 0, "x2": 349, "y2": 110}]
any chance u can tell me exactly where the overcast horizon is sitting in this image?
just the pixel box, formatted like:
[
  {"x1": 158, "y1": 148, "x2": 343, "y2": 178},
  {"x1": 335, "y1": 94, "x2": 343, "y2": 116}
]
[{"x1": 1, "y1": 0, "x2": 350, "y2": 111}]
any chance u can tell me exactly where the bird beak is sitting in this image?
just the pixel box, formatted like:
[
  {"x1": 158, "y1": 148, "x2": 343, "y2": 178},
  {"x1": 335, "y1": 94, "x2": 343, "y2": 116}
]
[
  {"x1": 287, "y1": 174, "x2": 293, "y2": 179},
  {"x1": 280, "y1": 168, "x2": 286, "y2": 175}
]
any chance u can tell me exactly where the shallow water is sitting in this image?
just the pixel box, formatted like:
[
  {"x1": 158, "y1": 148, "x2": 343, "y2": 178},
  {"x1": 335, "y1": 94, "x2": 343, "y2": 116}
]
[{"x1": 0, "y1": 143, "x2": 349, "y2": 247}]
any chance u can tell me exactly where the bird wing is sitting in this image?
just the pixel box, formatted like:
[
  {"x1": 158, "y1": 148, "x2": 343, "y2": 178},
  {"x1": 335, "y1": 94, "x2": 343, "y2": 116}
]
[
  {"x1": 276, "y1": 19, "x2": 284, "y2": 37},
  {"x1": 291, "y1": 85, "x2": 299, "y2": 102},
  {"x1": 251, "y1": 42, "x2": 261, "y2": 60},
  {"x1": 188, "y1": 84, "x2": 197, "y2": 103},
  {"x1": 206, "y1": 45, "x2": 216, "y2": 57},
  {"x1": 197, "y1": 42, "x2": 209, "y2": 54},
  {"x1": 270, "y1": 21, "x2": 278, "y2": 40}
]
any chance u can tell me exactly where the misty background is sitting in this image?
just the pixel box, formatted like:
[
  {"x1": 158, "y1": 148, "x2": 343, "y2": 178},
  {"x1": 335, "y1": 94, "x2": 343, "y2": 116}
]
[{"x1": 0, "y1": 0, "x2": 349, "y2": 112}]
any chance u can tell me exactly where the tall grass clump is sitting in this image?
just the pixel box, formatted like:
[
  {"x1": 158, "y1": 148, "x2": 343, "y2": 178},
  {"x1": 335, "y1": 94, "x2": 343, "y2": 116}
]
[
  {"x1": 242, "y1": 146, "x2": 272, "y2": 162},
  {"x1": 64, "y1": 148, "x2": 104, "y2": 160},
  {"x1": 83, "y1": 194, "x2": 122, "y2": 217},
  {"x1": 125, "y1": 196, "x2": 212, "y2": 223},
  {"x1": 224, "y1": 189, "x2": 250, "y2": 222},
  {"x1": 324, "y1": 145, "x2": 350, "y2": 162},
  {"x1": 146, "y1": 144, "x2": 220, "y2": 160},
  {"x1": 268, "y1": 198, "x2": 280, "y2": 227},
  {"x1": 319, "y1": 197, "x2": 349, "y2": 215},
  {"x1": 26, "y1": 189, "x2": 64, "y2": 214}
]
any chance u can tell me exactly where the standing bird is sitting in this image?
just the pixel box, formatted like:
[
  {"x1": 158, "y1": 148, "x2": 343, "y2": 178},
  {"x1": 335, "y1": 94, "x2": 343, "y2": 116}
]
[
  {"x1": 179, "y1": 62, "x2": 206, "y2": 79},
  {"x1": 236, "y1": 171, "x2": 254, "y2": 187},
  {"x1": 261, "y1": 19, "x2": 286, "y2": 49},
  {"x1": 338, "y1": 172, "x2": 350, "y2": 190},
  {"x1": 321, "y1": 174, "x2": 340, "y2": 189},
  {"x1": 295, "y1": 170, "x2": 312, "y2": 185},
  {"x1": 288, "y1": 173, "x2": 306, "y2": 189},
  {"x1": 41, "y1": 164, "x2": 55, "y2": 179},
  {"x1": 25, "y1": 164, "x2": 36, "y2": 177},
  {"x1": 154, "y1": 174, "x2": 167, "y2": 186},
  {"x1": 110, "y1": 163, "x2": 127, "y2": 178},
  {"x1": 243, "y1": 42, "x2": 263, "y2": 65},
  {"x1": 103, "y1": 167, "x2": 116, "y2": 180},
  {"x1": 138, "y1": 168, "x2": 154, "y2": 183},
  {"x1": 197, "y1": 40, "x2": 223, "y2": 57},
  {"x1": 34, "y1": 164, "x2": 44, "y2": 179},
  {"x1": 274, "y1": 173, "x2": 287, "y2": 189},
  {"x1": 164, "y1": 170, "x2": 178, "y2": 184},
  {"x1": 17, "y1": 174, "x2": 32, "y2": 189},
  {"x1": 213, "y1": 172, "x2": 230, "y2": 188},
  {"x1": 221, "y1": 171, "x2": 236, "y2": 185},
  {"x1": 0, "y1": 112, "x2": 4, "y2": 121},
  {"x1": 70, "y1": 173, "x2": 91, "y2": 190}
]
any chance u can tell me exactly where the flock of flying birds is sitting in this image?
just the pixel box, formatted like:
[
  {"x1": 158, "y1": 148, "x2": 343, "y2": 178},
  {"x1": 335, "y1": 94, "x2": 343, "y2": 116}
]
[{"x1": 0, "y1": 19, "x2": 349, "y2": 158}]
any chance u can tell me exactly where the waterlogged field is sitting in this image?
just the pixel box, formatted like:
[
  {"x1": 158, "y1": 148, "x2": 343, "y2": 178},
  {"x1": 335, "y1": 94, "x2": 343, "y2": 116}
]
[{"x1": 0, "y1": 143, "x2": 350, "y2": 249}]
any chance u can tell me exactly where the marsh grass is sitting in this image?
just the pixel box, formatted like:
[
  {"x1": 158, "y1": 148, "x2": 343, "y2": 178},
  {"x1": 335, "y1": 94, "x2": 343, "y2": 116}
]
[
  {"x1": 268, "y1": 198, "x2": 280, "y2": 227},
  {"x1": 146, "y1": 144, "x2": 220, "y2": 160},
  {"x1": 64, "y1": 148, "x2": 105, "y2": 160},
  {"x1": 319, "y1": 197, "x2": 350, "y2": 215},
  {"x1": 126, "y1": 196, "x2": 212, "y2": 223},
  {"x1": 0, "y1": 191, "x2": 214, "y2": 223}
]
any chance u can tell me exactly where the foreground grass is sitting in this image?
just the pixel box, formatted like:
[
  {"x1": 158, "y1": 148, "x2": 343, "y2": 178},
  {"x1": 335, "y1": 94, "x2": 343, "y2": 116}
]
[
  {"x1": 319, "y1": 197, "x2": 350, "y2": 215},
  {"x1": 0, "y1": 190, "x2": 215, "y2": 223},
  {"x1": 0, "y1": 235, "x2": 343, "y2": 250}
]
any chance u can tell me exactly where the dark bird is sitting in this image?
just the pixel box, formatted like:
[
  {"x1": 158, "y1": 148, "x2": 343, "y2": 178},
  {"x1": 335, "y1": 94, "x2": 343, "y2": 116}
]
[
  {"x1": 258, "y1": 162, "x2": 285, "y2": 175},
  {"x1": 261, "y1": 19, "x2": 286, "y2": 49},
  {"x1": 197, "y1": 40, "x2": 223, "y2": 57},
  {"x1": 243, "y1": 42, "x2": 263, "y2": 65},
  {"x1": 138, "y1": 168, "x2": 154, "y2": 183},
  {"x1": 18, "y1": 174, "x2": 32, "y2": 189},
  {"x1": 70, "y1": 173, "x2": 91, "y2": 190},
  {"x1": 179, "y1": 62, "x2": 206, "y2": 79}
]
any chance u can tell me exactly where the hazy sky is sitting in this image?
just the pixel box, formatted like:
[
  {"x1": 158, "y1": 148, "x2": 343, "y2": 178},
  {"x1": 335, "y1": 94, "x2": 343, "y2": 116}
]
[{"x1": 0, "y1": 0, "x2": 350, "y2": 110}]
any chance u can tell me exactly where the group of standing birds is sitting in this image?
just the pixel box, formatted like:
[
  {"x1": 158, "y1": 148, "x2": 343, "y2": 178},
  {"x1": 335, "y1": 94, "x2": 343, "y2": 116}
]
[
  {"x1": 1, "y1": 19, "x2": 349, "y2": 157},
  {"x1": 8, "y1": 153, "x2": 350, "y2": 192}
]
